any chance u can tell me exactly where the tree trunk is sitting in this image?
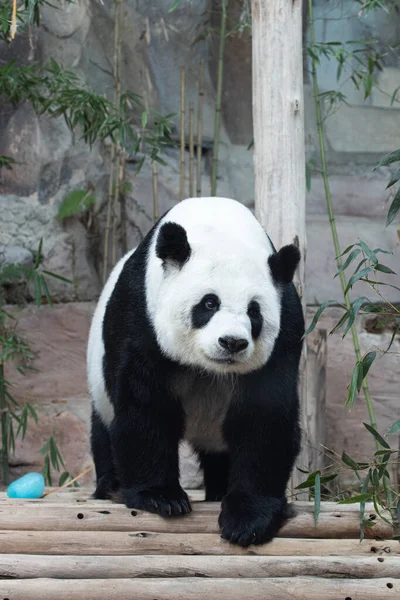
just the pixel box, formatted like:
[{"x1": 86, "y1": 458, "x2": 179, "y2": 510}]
[{"x1": 251, "y1": 0, "x2": 308, "y2": 492}]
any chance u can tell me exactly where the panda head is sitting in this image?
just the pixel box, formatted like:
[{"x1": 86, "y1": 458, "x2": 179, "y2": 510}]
[{"x1": 151, "y1": 220, "x2": 300, "y2": 375}]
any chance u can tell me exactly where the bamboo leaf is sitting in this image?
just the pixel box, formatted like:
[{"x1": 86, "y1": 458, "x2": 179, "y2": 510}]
[
  {"x1": 344, "y1": 266, "x2": 373, "y2": 294},
  {"x1": 304, "y1": 301, "x2": 338, "y2": 336},
  {"x1": 374, "y1": 263, "x2": 396, "y2": 274},
  {"x1": 358, "y1": 351, "x2": 377, "y2": 389},
  {"x1": 57, "y1": 190, "x2": 95, "y2": 221},
  {"x1": 338, "y1": 493, "x2": 373, "y2": 504},
  {"x1": 376, "y1": 149, "x2": 400, "y2": 168},
  {"x1": 334, "y1": 248, "x2": 361, "y2": 278},
  {"x1": 386, "y1": 167, "x2": 400, "y2": 189},
  {"x1": 387, "y1": 420, "x2": 400, "y2": 435},
  {"x1": 363, "y1": 422, "x2": 390, "y2": 449},
  {"x1": 342, "y1": 297, "x2": 370, "y2": 338},
  {"x1": 357, "y1": 240, "x2": 378, "y2": 266},
  {"x1": 386, "y1": 188, "x2": 400, "y2": 226},
  {"x1": 346, "y1": 363, "x2": 360, "y2": 409}
]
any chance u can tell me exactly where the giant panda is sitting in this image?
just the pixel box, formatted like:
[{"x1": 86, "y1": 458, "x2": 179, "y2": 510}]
[{"x1": 87, "y1": 196, "x2": 304, "y2": 547}]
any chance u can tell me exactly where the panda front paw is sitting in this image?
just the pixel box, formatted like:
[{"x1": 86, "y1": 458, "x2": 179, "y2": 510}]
[
  {"x1": 122, "y1": 485, "x2": 192, "y2": 517},
  {"x1": 218, "y1": 491, "x2": 288, "y2": 547}
]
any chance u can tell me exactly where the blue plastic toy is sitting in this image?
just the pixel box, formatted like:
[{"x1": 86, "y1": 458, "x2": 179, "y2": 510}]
[{"x1": 6, "y1": 472, "x2": 45, "y2": 499}]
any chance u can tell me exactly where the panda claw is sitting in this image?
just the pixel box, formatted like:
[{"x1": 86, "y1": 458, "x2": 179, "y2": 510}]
[{"x1": 122, "y1": 486, "x2": 191, "y2": 517}]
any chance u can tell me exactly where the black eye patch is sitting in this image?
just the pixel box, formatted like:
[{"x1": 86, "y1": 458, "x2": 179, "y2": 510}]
[
  {"x1": 191, "y1": 294, "x2": 220, "y2": 329},
  {"x1": 247, "y1": 300, "x2": 263, "y2": 339}
]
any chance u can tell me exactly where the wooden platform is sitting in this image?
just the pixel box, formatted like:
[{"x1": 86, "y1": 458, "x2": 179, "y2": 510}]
[{"x1": 0, "y1": 488, "x2": 399, "y2": 599}]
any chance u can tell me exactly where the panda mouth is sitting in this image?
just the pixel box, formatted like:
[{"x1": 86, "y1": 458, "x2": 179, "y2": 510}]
[{"x1": 206, "y1": 355, "x2": 238, "y2": 365}]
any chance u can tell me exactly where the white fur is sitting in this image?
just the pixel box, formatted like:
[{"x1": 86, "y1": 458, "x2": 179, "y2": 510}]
[
  {"x1": 146, "y1": 197, "x2": 281, "y2": 375},
  {"x1": 87, "y1": 248, "x2": 135, "y2": 425}
]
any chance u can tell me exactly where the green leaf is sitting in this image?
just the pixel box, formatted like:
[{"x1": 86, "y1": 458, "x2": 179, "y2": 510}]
[
  {"x1": 41, "y1": 270, "x2": 72, "y2": 284},
  {"x1": 58, "y1": 471, "x2": 70, "y2": 486},
  {"x1": 342, "y1": 297, "x2": 370, "y2": 338},
  {"x1": 34, "y1": 238, "x2": 43, "y2": 269},
  {"x1": 386, "y1": 167, "x2": 400, "y2": 189},
  {"x1": 374, "y1": 263, "x2": 396, "y2": 275},
  {"x1": 141, "y1": 111, "x2": 147, "y2": 129},
  {"x1": 357, "y1": 240, "x2": 378, "y2": 266},
  {"x1": 338, "y1": 493, "x2": 373, "y2": 504},
  {"x1": 376, "y1": 149, "x2": 400, "y2": 169},
  {"x1": 363, "y1": 422, "x2": 390, "y2": 450},
  {"x1": 168, "y1": 0, "x2": 183, "y2": 12},
  {"x1": 358, "y1": 352, "x2": 377, "y2": 390},
  {"x1": 387, "y1": 420, "x2": 400, "y2": 435},
  {"x1": 57, "y1": 190, "x2": 95, "y2": 221},
  {"x1": 387, "y1": 188, "x2": 400, "y2": 226},
  {"x1": 314, "y1": 471, "x2": 321, "y2": 526},
  {"x1": 295, "y1": 471, "x2": 337, "y2": 490},
  {"x1": 334, "y1": 248, "x2": 361, "y2": 278},
  {"x1": 346, "y1": 363, "x2": 360, "y2": 409},
  {"x1": 341, "y1": 451, "x2": 368, "y2": 471},
  {"x1": 40, "y1": 275, "x2": 53, "y2": 307},
  {"x1": 33, "y1": 272, "x2": 42, "y2": 308},
  {"x1": 304, "y1": 301, "x2": 338, "y2": 336},
  {"x1": 306, "y1": 162, "x2": 312, "y2": 192},
  {"x1": 338, "y1": 244, "x2": 355, "y2": 257},
  {"x1": 344, "y1": 266, "x2": 373, "y2": 295}
]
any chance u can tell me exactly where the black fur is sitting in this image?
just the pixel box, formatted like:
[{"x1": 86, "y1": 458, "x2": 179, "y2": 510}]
[
  {"x1": 191, "y1": 294, "x2": 220, "y2": 328},
  {"x1": 91, "y1": 220, "x2": 304, "y2": 546},
  {"x1": 156, "y1": 221, "x2": 191, "y2": 267},
  {"x1": 268, "y1": 244, "x2": 301, "y2": 285},
  {"x1": 247, "y1": 300, "x2": 263, "y2": 339}
]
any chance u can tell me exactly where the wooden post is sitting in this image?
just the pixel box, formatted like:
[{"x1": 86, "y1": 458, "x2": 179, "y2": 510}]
[{"x1": 251, "y1": 0, "x2": 307, "y2": 492}]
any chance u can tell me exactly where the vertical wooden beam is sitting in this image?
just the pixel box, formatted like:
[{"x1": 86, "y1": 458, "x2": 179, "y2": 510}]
[
  {"x1": 251, "y1": 0, "x2": 307, "y2": 491},
  {"x1": 305, "y1": 329, "x2": 327, "y2": 473}
]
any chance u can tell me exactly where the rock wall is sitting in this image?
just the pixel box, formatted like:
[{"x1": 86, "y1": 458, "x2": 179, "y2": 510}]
[{"x1": 1, "y1": 0, "x2": 399, "y2": 304}]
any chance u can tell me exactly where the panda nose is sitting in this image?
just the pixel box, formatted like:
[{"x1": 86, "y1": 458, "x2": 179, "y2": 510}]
[{"x1": 218, "y1": 336, "x2": 249, "y2": 354}]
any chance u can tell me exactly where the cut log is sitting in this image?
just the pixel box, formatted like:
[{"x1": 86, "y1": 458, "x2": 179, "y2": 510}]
[
  {"x1": 1, "y1": 554, "x2": 400, "y2": 580},
  {"x1": 0, "y1": 501, "x2": 392, "y2": 539},
  {"x1": 0, "y1": 531, "x2": 397, "y2": 556},
  {"x1": 1, "y1": 577, "x2": 398, "y2": 600}
]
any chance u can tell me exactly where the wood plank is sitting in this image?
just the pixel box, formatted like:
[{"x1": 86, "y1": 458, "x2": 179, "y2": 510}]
[
  {"x1": 1, "y1": 577, "x2": 398, "y2": 599},
  {"x1": 0, "y1": 493, "x2": 384, "y2": 512},
  {"x1": 1, "y1": 554, "x2": 400, "y2": 580},
  {"x1": 0, "y1": 531, "x2": 397, "y2": 556},
  {"x1": 0, "y1": 502, "x2": 393, "y2": 538}
]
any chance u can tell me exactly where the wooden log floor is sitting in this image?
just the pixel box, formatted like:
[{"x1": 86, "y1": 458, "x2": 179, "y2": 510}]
[{"x1": 0, "y1": 488, "x2": 399, "y2": 599}]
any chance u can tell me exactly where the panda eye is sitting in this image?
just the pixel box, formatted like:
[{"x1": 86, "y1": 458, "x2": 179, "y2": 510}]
[
  {"x1": 203, "y1": 295, "x2": 219, "y2": 311},
  {"x1": 248, "y1": 300, "x2": 260, "y2": 318}
]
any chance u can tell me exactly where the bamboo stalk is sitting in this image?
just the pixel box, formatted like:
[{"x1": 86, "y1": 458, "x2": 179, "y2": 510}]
[
  {"x1": 196, "y1": 60, "x2": 204, "y2": 196},
  {"x1": 211, "y1": 0, "x2": 228, "y2": 196},
  {"x1": 103, "y1": 144, "x2": 115, "y2": 285},
  {"x1": 0, "y1": 360, "x2": 8, "y2": 486},
  {"x1": 1, "y1": 577, "x2": 398, "y2": 600},
  {"x1": 152, "y1": 161, "x2": 159, "y2": 224},
  {"x1": 2, "y1": 554, "x2": 399, "y2": 580},
  {"x1": 189, "y1": 101, "x2": 195, "y2": 197},
  {"x1": 111, "y1": 149, "x2": 122, "y2": 267},
  {"x1": 0, "y1": 530, "x2": 397, "y2": 556},
  {"x1": 0, "y1": 503, "x2": 393, "y2": 538},
  {"x1": 307, "y1": 0, "x2": 378, "y2": 437},
  {"x1": 119, "y1": 155, "x2": 128, "y2": 255},
  {"x1": 179, "y1": 67, "x2": 186, "y2": 201}
]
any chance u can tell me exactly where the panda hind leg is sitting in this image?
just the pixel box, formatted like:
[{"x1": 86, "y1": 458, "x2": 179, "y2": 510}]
[
  {"x1": 91, "y1": 407, "x2": 119, "y2": 499},
  {"x1": 198, "y1": 451, "x2": 230, "y2": 502}
]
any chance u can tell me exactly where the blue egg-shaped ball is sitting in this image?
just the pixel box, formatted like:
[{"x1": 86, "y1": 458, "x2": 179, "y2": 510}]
[{"x1": 6, "y1": 472, "x2": 45, "y2": 499}]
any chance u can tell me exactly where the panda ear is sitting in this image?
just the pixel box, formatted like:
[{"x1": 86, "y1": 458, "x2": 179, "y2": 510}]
[
  {"x1": 156, "y1": 222, "x2": 191, "y2": 268},
  {"x1": 268, "y1": 244, "x2": 301, "y2": 285}
]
